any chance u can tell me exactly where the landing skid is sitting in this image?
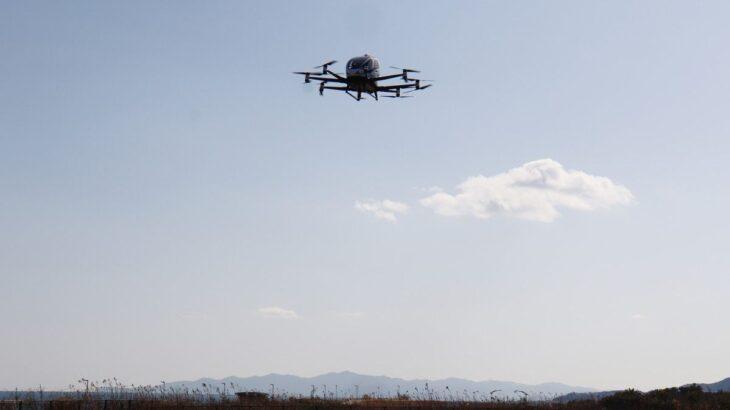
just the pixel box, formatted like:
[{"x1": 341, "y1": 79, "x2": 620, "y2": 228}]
[{"x1": 345, "y1": 91, "x2": 378, "y2": 101}]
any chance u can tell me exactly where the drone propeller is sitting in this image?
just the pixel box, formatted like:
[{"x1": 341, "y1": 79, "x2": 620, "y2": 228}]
[
  {"x1": 408, "y1": 79, "x2": 433, "y2": 90},
  {"x1": 389, "y1": 66, "x2": 420, "y2": 73},
  {"x1": 314, "y1": 60, "x2": 337, "y2": 68},
  {"x1": 404, "y1": 84, "x2": 433, "y2": 94},
  {"x1": 390, "y1": 66, "x2": 420, "y2": 82},
  {"x1": 314, "y1": 60, "x2": 337, "y2": 74},
  {"x1": 293, "y1": 71, "x2": 319, "y2": 83},
  {"x1": 382, "y1": 95, "x2": 413, "y2": 98}
]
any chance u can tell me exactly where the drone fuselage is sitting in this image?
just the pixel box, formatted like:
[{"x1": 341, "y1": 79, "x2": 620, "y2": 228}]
[
  {"x1": 345, "y1": 55, "x2": 381, "y2": 93},
  {"x1": 344, "y1": 77, "x2": 380, "y2": 93},
  {"x1": 295, "y1": 54, "x2": 429, "y2": 100},
  {"x1": 345, "y1": 54, "x2": 380, "y2": 79}
]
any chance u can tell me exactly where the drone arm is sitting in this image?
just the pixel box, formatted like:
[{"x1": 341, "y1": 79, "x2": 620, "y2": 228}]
[
  {"x1": 320, "y1": 86, "x2": 361, "y2": 100},
  {"x1": 305, "y1": 76, "x2": 347, "y2": 83},
  {"x1": 325, "y1": 70, "x2": 347, "y2": 81},
  {"x1": 376, "y1": 84, "x2": 416, "y2": 91},
  {"x1": 373, "y1": 73, "x2": 407, "y2": 82}
]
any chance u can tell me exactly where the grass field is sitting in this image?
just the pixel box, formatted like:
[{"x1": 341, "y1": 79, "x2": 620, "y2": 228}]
[{"x1": 2, "y1": 384, "x2": 730, "y2": 410}]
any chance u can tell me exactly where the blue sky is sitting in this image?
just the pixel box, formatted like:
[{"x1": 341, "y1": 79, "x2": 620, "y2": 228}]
[{"x1": 2, "y1": 1, "x2": 730, "y2": 391}]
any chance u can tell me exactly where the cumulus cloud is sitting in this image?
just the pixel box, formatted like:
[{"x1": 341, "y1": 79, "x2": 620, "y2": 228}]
[
  {"x1": 355, "y1": 199, "x2": 409, "y2": 222},
  {"x1": 420, "y1": 159, "x2": 634, "y2": 222},
  {"x1": 257, "y1": 306, "x2": 299, "y2": 319}
]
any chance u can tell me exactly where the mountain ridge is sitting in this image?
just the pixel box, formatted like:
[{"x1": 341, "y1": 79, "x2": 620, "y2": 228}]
[
  {"x1": 555, "y1": 376, "x2": 730, "y2": 402},
  {"x1": 689, "y1": 377, "x2": 730, "y2": 393},
  {"x1": 168, "y1": 371, "x2": 596, "y2": 399}
]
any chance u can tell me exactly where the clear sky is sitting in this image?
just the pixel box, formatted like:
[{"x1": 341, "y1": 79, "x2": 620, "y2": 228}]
[{"x1": 2, "y1": 0, "x2": 730, "y2": 392}]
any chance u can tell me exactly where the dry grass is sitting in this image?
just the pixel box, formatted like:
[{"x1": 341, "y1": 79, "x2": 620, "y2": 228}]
[{"x1": 3, "y1": 382, "x2": 730, "y2": 410}]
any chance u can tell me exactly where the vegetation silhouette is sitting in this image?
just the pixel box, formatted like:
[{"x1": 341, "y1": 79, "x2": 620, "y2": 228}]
[{"x1": 3, "y1": 382, "x2": 730, "y2": 410}]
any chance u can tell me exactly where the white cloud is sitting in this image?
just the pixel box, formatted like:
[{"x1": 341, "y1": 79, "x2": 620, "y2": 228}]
[
  {"x1": 355, "y1": 199, "x2": 409, "y2": 222},
  {"x1": 630, "y1": 313, "x2": 645, "y2": 320},
  {"x1": 420, "y1": 159, "x2": 634, "y2": 222},
  {"x1": 257, "y1": 306, "x2": 299, "y2": 319}
]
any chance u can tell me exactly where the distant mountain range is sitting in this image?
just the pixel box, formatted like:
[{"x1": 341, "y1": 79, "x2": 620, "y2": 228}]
[
  {"x1": 3, "y1": 373, "x2": 727, "y2": 402},
  {"x1": 167, "y1": 371, "x2": 596, "y2": 400},
  {"x1": 555, "y1": 377, "x2": 730, "y2": 402},
  {"x1": 693, "y1": 377, "x2": 730, "y2": 393}
]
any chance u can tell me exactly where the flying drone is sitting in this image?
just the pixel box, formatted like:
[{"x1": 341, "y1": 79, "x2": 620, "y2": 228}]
[{"x1": 294, "y1": 54, "x2": 432, "y2": 101}]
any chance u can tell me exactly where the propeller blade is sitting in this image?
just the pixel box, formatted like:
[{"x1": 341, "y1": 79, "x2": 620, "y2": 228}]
[
  {"x1": 390, "y1": 66, "x2": 420, "y2": 73},
  {"x1": 382, "y1": 95, "x2": 413, "y2": 98},
  {"x1": 404, "y1": 84, "x2": 433, "y2": 94},
  {"x1": 294, "y1": 71, "x2": 345, "y2": 77},
  {"x1": 314, "y1": 60, "x2": 337, "y2": 68}
]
